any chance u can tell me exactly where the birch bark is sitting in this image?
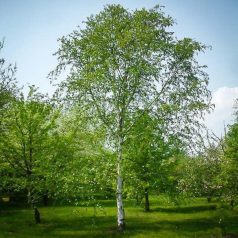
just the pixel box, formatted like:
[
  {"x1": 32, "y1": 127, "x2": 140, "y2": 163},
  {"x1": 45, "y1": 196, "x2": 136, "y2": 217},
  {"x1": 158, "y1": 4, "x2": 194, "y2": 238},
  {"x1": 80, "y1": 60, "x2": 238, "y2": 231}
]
[{"x1": 116, "y1": 135, "x2": 125, "y2": 230}]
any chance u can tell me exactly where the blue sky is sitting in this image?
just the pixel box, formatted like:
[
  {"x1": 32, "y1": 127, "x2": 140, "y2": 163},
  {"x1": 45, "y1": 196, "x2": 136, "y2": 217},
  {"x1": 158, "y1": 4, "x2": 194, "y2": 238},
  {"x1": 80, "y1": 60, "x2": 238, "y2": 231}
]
[{"x1": 0, "y1": 0, "x2": 238, "y2": 135}]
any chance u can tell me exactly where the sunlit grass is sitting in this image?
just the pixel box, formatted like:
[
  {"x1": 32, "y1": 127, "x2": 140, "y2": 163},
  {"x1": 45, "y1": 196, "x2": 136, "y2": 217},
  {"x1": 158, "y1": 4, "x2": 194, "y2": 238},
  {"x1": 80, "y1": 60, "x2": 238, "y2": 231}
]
[{"x1": 0, "y1": 197, "x2": 237, "y2": 237}]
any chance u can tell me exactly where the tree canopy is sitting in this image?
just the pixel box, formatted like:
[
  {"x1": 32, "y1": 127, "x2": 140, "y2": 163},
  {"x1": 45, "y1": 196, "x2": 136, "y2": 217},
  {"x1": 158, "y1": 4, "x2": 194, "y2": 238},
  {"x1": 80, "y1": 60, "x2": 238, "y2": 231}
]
[{"x1": 0, "y1": 86, "x2": 59, "y2": 206}]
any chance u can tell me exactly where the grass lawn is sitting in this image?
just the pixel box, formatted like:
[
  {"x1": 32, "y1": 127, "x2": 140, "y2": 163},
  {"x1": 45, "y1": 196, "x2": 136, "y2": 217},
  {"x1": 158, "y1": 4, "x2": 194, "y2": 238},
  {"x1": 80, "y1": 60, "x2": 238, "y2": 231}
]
[{"x1": 0, "y1": 197, "x2": 238, "y2": 237}]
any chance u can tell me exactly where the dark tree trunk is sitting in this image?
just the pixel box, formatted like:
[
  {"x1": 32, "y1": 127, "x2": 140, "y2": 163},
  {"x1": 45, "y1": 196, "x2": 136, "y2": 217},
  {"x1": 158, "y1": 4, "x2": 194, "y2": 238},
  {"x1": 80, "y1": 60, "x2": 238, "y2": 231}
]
[
  {"x1": 230, "y1": 199, "x2": 234, "y2": 207},
  {"x1": 144, "y1": 187, "x2": 150, "y2": 212},
  {"x1": 27, "y1": 186, "x2": 41, "y2": 224},
  {"x1": 43, "y1": 192, "x2": 49, "y2": 206},
  {"x1": 207, "y1": 196, "x2": 212, "y2": 203},
  {"x1": 34, "y1": 207, "x2": 41, "y2": 224}
]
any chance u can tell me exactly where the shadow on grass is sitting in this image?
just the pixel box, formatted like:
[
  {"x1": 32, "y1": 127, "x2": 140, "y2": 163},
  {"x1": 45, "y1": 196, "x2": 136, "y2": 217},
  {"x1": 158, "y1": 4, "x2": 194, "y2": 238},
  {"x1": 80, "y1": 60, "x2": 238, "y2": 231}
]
[
  {"x1": 1, "y1": 205, "x2": 238, "y2": 238},
  {"x1": 44, "y1": 215, "x2": 238, "y2": 238},
  {"x1": 40, "y1": 210, "x2": 238, "y2": 238},
  {"x1": 129, "y1": 216, "x2": 238, "y2": 237},
  {"x1": 40, "y1": 215, "x2": 119, "y2": 238},
  {"x1": 153, "y1": 204, "x2": 217, "y2": 213}
]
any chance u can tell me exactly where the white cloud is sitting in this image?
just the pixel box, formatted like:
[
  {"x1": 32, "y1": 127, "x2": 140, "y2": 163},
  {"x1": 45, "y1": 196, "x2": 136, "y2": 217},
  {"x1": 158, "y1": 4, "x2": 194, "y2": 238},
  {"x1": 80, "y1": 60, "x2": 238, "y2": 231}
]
[{"x1": 205, "y1": 87, "x2": 238, "y2": 136}]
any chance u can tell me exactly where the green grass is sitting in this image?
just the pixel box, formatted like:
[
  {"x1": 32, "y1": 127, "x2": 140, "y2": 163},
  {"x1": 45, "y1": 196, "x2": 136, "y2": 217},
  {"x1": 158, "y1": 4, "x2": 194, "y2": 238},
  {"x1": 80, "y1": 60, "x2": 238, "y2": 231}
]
[{"x1": 0, "y1": 197, "x2": 238, "y2": 237}]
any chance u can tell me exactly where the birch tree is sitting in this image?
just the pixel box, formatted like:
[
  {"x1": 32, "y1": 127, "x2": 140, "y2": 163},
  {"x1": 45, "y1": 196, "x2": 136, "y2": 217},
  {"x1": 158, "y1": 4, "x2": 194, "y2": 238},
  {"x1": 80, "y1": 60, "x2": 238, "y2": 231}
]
[{"x1": 50, "y1": 4, "x2": 213, "y2": 230}]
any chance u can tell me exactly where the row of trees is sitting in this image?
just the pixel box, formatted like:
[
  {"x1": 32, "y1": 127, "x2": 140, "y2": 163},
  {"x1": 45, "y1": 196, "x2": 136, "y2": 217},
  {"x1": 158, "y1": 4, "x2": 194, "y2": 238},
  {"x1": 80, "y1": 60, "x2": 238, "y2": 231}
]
[{"x1": 0, "y1": 4, "x2": 237, "y2": 230}]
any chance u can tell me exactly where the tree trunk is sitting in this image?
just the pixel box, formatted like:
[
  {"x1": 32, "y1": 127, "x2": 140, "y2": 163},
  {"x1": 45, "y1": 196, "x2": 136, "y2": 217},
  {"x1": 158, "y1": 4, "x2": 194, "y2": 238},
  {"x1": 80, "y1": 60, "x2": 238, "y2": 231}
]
[
  {"x1": 207, "y1": 196, "x2": 212, "y2": 203},
  {"x1": 43, "y1": 192, "x2": 49, "y2": 206},
  {"x1": 34, "y1": 207, "x2": 41, "y2": 223},
  {"x1": 144, "y1": 187, "x2": 150, "y2": 212},
  {"x1": 27, "y1": 186, "x2": 41, "y2": 224},
  {"x1": 116, "y1": 135, "x2": 125, "y2": 231}
]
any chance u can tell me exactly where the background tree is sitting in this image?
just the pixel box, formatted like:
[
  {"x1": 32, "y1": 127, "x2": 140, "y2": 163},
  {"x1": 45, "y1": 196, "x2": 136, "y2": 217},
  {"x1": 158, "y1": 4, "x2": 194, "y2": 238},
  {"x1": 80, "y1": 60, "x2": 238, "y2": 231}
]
[
  {"x1": 47, "y1": 107, "x2": 116, "y2": 204},
  {"x1": 0, "y1": 39, "x2": 20, "y2": 203},
  {"x1": 0, "y1": 86, "x2": 59, "y2": 221},
  {"x1": 124, "y1": 111, "x2": 182, "y2": 211},
  {"x1": 0, "y1": 40, "x2": 18, "y2": 130},
  {"x1": 223, "y1": 105, "x2": 238, "y2": 206},
  {"x1": 50, "y1": 4, "x2": 213, "y2": 230},
  {"x1": 0, "y1": 40, "x2": 17, "y2": 98},
  {"x1": 176, "y1": 134, "x2": 224, "y2": 202}
]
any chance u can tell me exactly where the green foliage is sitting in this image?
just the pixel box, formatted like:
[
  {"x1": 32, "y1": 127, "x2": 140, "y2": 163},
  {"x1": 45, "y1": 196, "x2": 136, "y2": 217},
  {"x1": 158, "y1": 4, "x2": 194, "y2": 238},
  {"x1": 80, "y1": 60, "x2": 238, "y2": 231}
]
[
  {"x1": 0, "y1": 40, "x2": 20, "y2": 197},
  {"x1": 176, "y1": 134, "x2": 225, "y2": 200},
  {"x1": 0, "y1": 86, "x2": 59, "y2": 204},
  {"x1": 223, "y1": 120, "x2": 238, "y2": 202},
  {"x1": 47, "y1": 108, "x2": 116, "y2": 203},
  {"x1": 124, "y1": 111, "x2": 182, "y2": 201},
  {"x1": 0, "y1": 40, "x2": 19, "y2": 137},
  {"x1": 0, "y1": 40, "x2": 18, "y2": 109},
  {"x1": 225, "y1": 122, "x2": 238, "y2": 161},
  {"x1": 177, "y1": 156, "x2": 223, "y2": 199},
  {"x1": 50, "y1": 4, "x2": 213, "y2": 148}
]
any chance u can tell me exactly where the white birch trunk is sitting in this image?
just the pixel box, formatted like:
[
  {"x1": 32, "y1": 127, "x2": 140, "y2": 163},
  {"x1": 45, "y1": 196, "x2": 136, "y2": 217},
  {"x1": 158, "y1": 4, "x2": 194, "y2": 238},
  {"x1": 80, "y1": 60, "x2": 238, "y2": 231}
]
[{"x1": 116, "y1": 135, "x2": 125, "y2": 231}]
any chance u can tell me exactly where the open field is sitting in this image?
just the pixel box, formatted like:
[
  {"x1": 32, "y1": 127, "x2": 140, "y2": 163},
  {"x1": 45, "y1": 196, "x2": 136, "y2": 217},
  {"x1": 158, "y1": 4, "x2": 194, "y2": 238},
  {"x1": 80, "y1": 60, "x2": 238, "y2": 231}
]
[{"x1": 0, "y1": 197, "x2": 238, "y2": 238}]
